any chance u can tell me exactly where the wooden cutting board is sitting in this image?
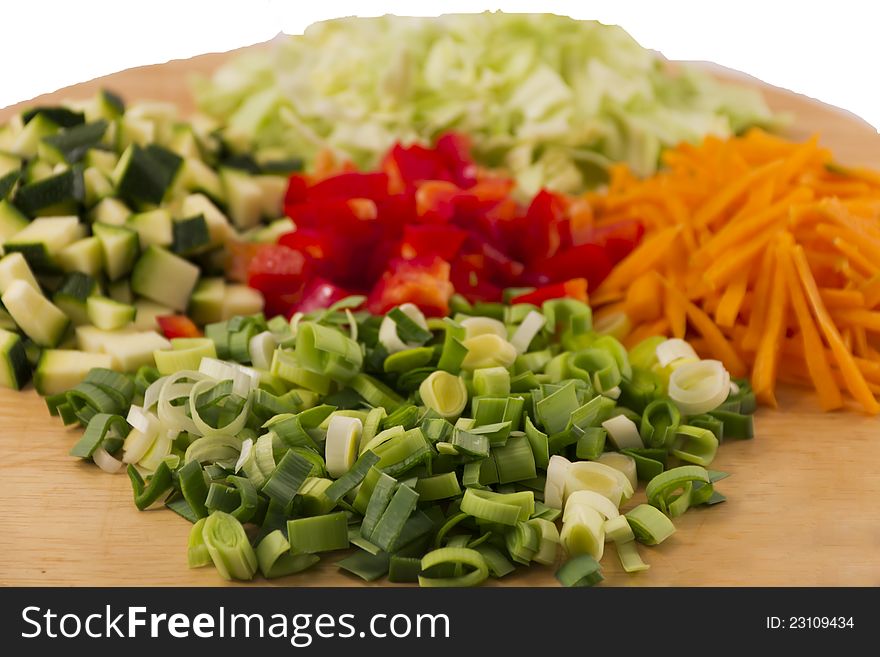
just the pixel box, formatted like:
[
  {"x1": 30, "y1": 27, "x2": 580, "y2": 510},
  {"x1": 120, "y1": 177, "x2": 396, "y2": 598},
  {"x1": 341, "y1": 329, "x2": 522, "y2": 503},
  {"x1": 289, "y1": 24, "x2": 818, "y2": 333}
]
[{"x1": 1, "y1": 43, "x2": 879, "y2": 587}]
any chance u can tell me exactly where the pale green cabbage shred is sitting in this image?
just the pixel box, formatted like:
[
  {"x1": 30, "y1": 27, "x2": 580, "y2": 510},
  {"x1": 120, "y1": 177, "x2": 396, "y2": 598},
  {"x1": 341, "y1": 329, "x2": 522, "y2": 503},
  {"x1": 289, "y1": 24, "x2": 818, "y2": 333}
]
[{"x1": 194, "y1": 13, "x2": 777, "y2": 195}]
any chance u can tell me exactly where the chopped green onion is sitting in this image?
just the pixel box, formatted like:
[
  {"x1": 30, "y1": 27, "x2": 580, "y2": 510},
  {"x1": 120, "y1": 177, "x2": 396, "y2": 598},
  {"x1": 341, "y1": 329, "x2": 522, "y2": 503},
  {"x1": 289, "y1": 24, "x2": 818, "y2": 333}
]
[
  {"x1": 601, "y1": 414, "x2": 644, "y2": 450},
  {"x1": 472, "y1": 366, "x2": 511, "y2": 397},
  {"x1": 324, "y1": 450, "x2": 380, "y2": 503},
  {"x1": 256, "y1": 530, "x2": 320, "y2": 578},
  {"x1": 460, "y1": 334, "x2": 516, "y2": 371},
  {"x1": 69, "y1": 413, "x2": 128, "y2": 459},
  {"x1": 708, "y1": 409, "x2": 755, "y2": 439},
  {"x1": 287, "y1": 511, "x2": 349, "y2": 553},
  {"x1": 418, "y1": 547, "x2": 489, "y2": 588},
  {"x1": 492, "y1": 434, "x2": 537, "y2": 484},
  {"x1": 536, "y1": 380, "x2": 579, "y2": 434},
  {"x1": 419, "y1": 371, "x2": 467, "y2": 419},
  {"x1": 225, "y1": 475, "x2": 258, "y2": 522},
  {"x1": 510, "y1": 311, "x2": 546, "y2": 354},
  {"x1": 625, "y1": 504, "x2": 676, "y2": 545},
  {"x1": 460, "y1": 488, "x2": 533, "y2": 526},
  {"x1": 388, "y1": 305, "x2": 433, "y2": 345},
  {"x1": 127, "y1": 462, "x2": 173, "y2": 510},
  {"x1": 671, "y1": 425, "x2": 719, "y2": 466},
  {"x1": 616, "y1": 540, "x2": 650, "y2": 573},
  {"x1": 261, "y1": 450, "x2": 313, "y2": 507},
  {"x1": 350, "y1": 373, "x2": 404, "y2": 411},
  {"x1": 451, "y1": 429, "x2": 490, "y2": 458},
  {"x1": 574, "y1": 427, "x2": 606, "y2": 460},
  {"x1": 388, "y1": 555, "x2": 423, "y2": 583},
  {"x1": 437, "y1": 318, "x2": 468, "y2": 374},
  {"x1": 187, "y1": 518, "x2": 211, "y2": 568},
  {"x1": 640, "y1": 399, "x2": 681, "y2": 448},
  {"x1": 560, "y1": 503, "x2": 605, "y2": 560},
  {"x1": 415, "y1": 472, "x2": 462, "y2": 501},
  {"x1": 371, "y1": 484, "x2": 419, "y2": 551},
  {"x1": 555, "y1": 554, "x2": 603, "y2": 587},
  {"x1": 668, "y1": 359, "x2": 731, "y2": 415},
  {"x1": 325, "y1": 415, "x2": 362, "y2": 478},
  {"x1": 596, "y1": 452, "x2": 637, "y2": 489},
  {"x1": 201, "y1": 511, "x2": 258, "y2": 580},
  {"x1": 178, "y1": 459, "x2": 209, "y2": 519},
  {"x1": 337, "y1": 550, "x2": 391, "y2": 582},
  {"x1": 384, "y1": 346, "x2": 434, "y2": 373},
  {"x1": 373, "y1": 427, "x2": 432, "y2": 478},
  {"x1": 474, "y1": 544, "x2": 515, "y2": 578}
]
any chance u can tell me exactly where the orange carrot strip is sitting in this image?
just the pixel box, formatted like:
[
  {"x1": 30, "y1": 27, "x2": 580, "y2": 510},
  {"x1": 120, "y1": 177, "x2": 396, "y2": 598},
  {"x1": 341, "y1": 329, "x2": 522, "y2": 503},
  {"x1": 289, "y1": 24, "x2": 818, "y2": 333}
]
[
  {"x1": 714, "y1": 270, "x2": 749, "y2": 328},
  {"x1": 818, "y1": 288, "x2": 866, "y2": 310},
  {"x1": 833, "y1": 309, "x2": 880, "y2": 332},
  {"x1": 792, "y1": 245, "x2": 880, "y2": 414},
  {"x1": 741, "y1": 246, "x2": 776, "y2": 351},
  {"x1": 862, "y1": 275, "x2": 880, "y2": 308},
  {"x1": 594, "y1": 225, "x2": 682, "y2": 294},
  {"x1": 703, "y1": 228, "x2": 777, "y2": 290},
  {"x1": 750, "y1": 239, "x2": 790, "y2": 406},
  {"x1": 691, "y1": 159, "x2": 783, "y2": 228},
  {"x1": 778, "y1": 245, "x2": 844, "y2": 410},
  {"x1": 624, "y1": 273, "x2": 662, "y2": 323},
  {"x1": 664, "y1": 282, "x2": 687, "y2": 339},
  {"x1": 622, "y1": 318, "x2": 670, "y2": 350},
  {"x1": 655, "y1": 274, "x2": 747, "y2": 377}
]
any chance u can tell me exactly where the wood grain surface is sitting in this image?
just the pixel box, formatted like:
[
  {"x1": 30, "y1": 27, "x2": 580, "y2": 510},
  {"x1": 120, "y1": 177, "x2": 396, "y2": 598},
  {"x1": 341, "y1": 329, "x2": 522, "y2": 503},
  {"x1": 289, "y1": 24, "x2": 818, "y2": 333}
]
[{"x1": 1, "y1": 43, "x2": 879, "y2": 587}]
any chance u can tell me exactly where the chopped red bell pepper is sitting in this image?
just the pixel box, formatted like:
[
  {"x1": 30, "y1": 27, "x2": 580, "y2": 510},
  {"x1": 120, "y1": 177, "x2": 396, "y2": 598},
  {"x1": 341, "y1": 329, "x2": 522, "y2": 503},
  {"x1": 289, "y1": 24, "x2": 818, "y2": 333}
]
[
  {"x1": 156, "y1": 315, "x2": 203, "y2": 339},
  {"x1": 401, "y1": 224, "x2": 468, "y2": 261},
  {"x1": 526, "y1": 242, "x2": 613, "y2": 292},
  {"x1": 246, "y1": 244, "x2": 308, "y2": 318},
  {"x1": 509, "y1": 278, "x2": 589, "y2": 305},
  {"x1": 295, "y1": 277, "x2": 356, "y2": 314},
  {"x1": 367, "y1": 256, "x2": 454, "y2": 317}
]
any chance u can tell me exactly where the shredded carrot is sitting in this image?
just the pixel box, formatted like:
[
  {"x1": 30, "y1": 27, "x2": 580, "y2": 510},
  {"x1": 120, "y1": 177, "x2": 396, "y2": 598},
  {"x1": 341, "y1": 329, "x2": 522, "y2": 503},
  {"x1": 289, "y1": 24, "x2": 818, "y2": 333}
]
[
  {"x1": 585, "y1": 128, "x2": 880, "y2": 413},
  {"x1": 750, "y1": 238, "x2": 790, "y2": 406}
]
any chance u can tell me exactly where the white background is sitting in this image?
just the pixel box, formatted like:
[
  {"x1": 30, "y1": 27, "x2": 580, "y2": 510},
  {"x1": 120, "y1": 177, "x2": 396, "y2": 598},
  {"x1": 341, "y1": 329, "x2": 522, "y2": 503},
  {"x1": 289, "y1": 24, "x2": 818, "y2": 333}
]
[{"x1": 3, "y1": 0, "x2": 879, "y2": 130}]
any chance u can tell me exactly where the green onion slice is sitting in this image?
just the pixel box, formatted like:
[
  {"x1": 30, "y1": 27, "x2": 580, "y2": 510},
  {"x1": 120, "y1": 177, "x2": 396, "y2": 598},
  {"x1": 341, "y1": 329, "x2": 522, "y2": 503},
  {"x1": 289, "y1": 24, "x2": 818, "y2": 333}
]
[
  {"x1": 418, "y1": 547, "x2": 489, "y2": 588},
  {"x1": 419, "y1": 371, "x2": 467, "y2": 419},
  {"x1": 555, "y1": 554, "x2": 603, "y2": 587},
  {"x1": 256, "y1": 529, "x2": 320, "y2": 579},
  {"x1": 625, "y1": 503, "x2": 676, "y2": 545},
  {"x1": 201, "y1": 511, "x2": 258, "y2": 580},
  {"x1": 668, "y1": 359, "x2": 731, "y2": 415}
]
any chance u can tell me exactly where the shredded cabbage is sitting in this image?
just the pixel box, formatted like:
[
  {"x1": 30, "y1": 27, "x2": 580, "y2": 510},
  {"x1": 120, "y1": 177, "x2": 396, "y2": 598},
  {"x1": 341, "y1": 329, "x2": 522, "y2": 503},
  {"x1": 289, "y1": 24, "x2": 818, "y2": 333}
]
[{"x1": 194, "y1": 13, "x2": 778, "y2": 195}]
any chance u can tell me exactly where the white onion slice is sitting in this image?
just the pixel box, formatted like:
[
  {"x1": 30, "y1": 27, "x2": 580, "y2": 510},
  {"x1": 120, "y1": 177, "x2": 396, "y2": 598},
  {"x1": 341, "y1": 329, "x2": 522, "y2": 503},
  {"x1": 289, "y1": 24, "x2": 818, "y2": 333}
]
[
  {"x1": 544, "y1": 455, "x2": 571, "y2": 509},
  {"x1": 655, "y1": 338, "x2": 699, "y2": 367},
  {"x1": 234, "y1": 438, "x2": 254, "y2": 473},
  {"x1": 126, "y1": 405, "x2": 161, "y2": 435},
  {"x1": 157, "y1": 370, "x2": 204, "y2": 435},
  {"x1": 729, "y1": 380, "x2": 740, "y2": 396},
  {"x1": 378, "y1": 303, "x2": 429, "y2": 353},
  {"x1": 560, "y1": 504, "x2": 605, "y2": 560},
  {"x1": 460, "y1": 316, "x2": 507, "y2": 340},
  {"x1": 565, "y1": 460, "x2": 634, "y2": 503},
  {"x1": 601, "y1": 414, "x2": 644, "y2": 450},
  {"x1": 510, "y1": 310, "x2": 546, "y2": 354},
  {"x1": 93, "y1": 446, "x2": 125, "y2": 474},
  {"x1": 668, "y1": 359, "x2": 731, "y2": 415},
  {"x1": 564, "y1": 490, "x2": 620, "y2": 521},
  {"x1": 248, "y1": 331, "x2": 277, "y2": 371},
  {"x1": 138, "y1": 432, "x2": 172, "y2": 472},
  {"x1": 199, "y1": 358, "x2": 260, "y2": 397},
  {"x1": 596, "y1": 452, "x2": 638, "y2": 490},
  {"x1": 122, "y1": 427, "x2": 158, "y2": 464},
  {"x1": 325, "y1": 415, "x2": 363, "y2": 478},
  {"x1": 142, "y1": 375, "x2": 168, "y2": 411}
]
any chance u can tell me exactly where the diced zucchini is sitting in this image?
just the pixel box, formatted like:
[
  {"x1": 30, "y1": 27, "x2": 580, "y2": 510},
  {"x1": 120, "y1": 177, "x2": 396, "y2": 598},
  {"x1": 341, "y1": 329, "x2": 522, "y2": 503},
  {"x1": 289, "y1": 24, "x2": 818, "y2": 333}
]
[
  {"x1": 0, "y1": 252, "x2": 40, "y2": 293},
  {"x1": 130, "y1": 245, "x2": 199, "y2": 311},
  {"x1": 83, "y1": 167, "x2": 113, "y2": 207},
  {"x1": 188, "y1": 277, "x2": 225, "y2": 324},
  {"x1": 0, "y1": 201, "x2": 30, "y2": 247},
  {"x1": 11, "y1": 113, "x2": 60, "y2": 158},
  {"x1": 167, "y1": 124, "x2": 202, "y2": 159},
  {"x1": 53, "y1": 272, "x2": 99, "y2": 325},
  {"x1": 13, "y1": 166, "x2": 84, "y2": 216},
  {"x1": 87, "y1": 197, "x2": 130, "y2": 225},
  {"x1": 4, "y1": 215, "x2": 83, "y2": 272},
  {"x1": 112, "y1": 143, "x2": 182, "y2": 206},
  {"x1": 37, "y1": 120, "x2": 109, "y2": 165},
  {"x1": 0, "y1": 199, "x2": 28, "y2": 242},
  {"x1": 86, "y1": 296, "x2": 136, "y2": 330},
  {"x1": 249, "y1": 217, "x2": 295, "y2": 243},
  {"x1": 180, "y1": 193, "x2": 233, "y2": 245},
  {"x1": 76, "y1": 325, "x2": 170, "y2": 371},
  {"x1": 0, "y1": 308, "x2": 17, "y2": 331},
  {"x1": 0, "y1": 152, "x2": 22, "y2": 178},
  {"x1": 88, "y1": 89, "x2": 125, "y2": 122},
  {"x1": 92, "y1": 222, "x2": 139, "y2": 281},
  {"x1": 1, "y1": 279, "x2": 70, "y2": 347},
  {"x1": 223, "y1": 284, "x2": 264, "y2": 319},
  {"x1": 0, "y1": 170, "x2": 20, "y2": 201},
  {"x1": 126, "y1": 208, "x2": 173, "y2": 248},
  {"x1": 253, "y1": 174, "x2": 288, "y2": 217},
  {"x1": 22, "y1": 107, "x2": 84, "y2": 128},
  {"x1": 170, "y1": 157, "x2": 224, "y2": 203},
  {"x1": 0, "y1": 328, "x2": 31, "y2": 390},
  {"x1": 83, "y1": 148, "x2": 119, "y2": 177},
  {"x1": 56, "y1": 236, "x2": 104, "y2": 278},
  {"x1": 115, "y1": 116, "x2": 155, "y2": 150},
  {"x1": 107, "y1": 278, "x2": 133, "y2": 304},
  {"x1": 172, "y1": 214, "x2": 210, "y2": 255},
  {"x1": 220, "y1": 168, "x2": 263, "y2": 229},
  {"x1": 132, "y1": 298, "x2": 172, "y2": 331},
  {"x1": 33, "y1": 349, "x2": 113, "y2": 395},
  {"x1": 22, "y1": 159, "x2": 54, "y2": 184}
]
